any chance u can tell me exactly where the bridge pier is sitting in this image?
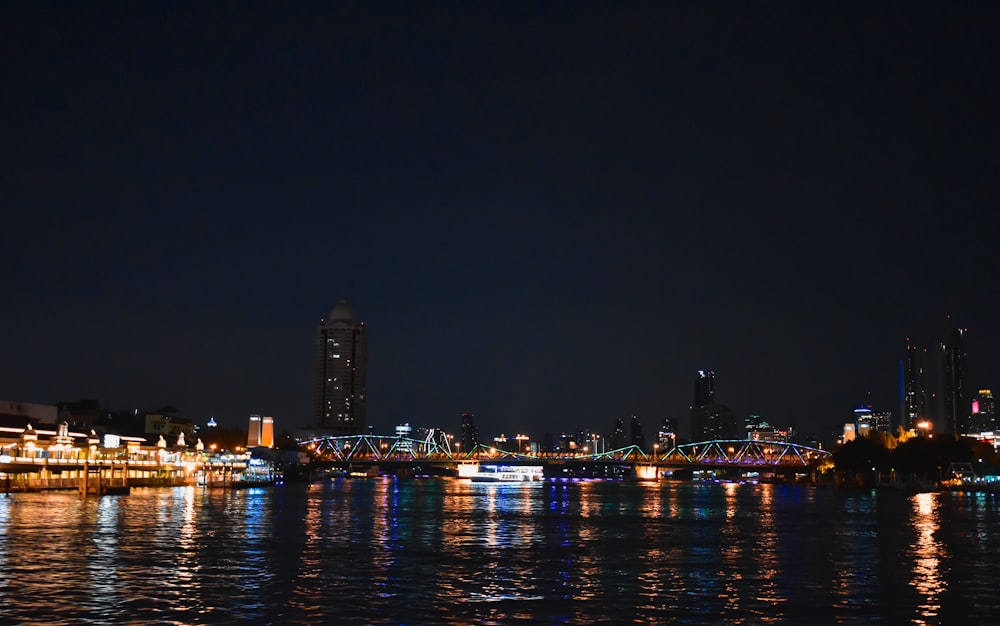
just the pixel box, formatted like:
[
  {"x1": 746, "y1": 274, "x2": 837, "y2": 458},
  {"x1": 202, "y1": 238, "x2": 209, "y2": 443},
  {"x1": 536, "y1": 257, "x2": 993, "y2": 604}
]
[{"x1": 635, "y1": 464, "x2": 659, "y2": 480}]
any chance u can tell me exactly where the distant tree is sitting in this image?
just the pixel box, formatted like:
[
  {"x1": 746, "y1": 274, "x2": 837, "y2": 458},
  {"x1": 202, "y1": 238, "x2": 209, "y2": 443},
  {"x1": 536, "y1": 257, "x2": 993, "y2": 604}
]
[
  {"x1": 888, "y1": 435, "x2": 987, "y2": 482},
  {"x1": 889, "y1": 437, "x2": 937, "y2": 481},
  {"x1": 869, "y1": 430, "x2": 897, "y2": 451},
  {"x1": 833, "y1": 438, "x2": 890, "y2": 487},
  {"x1": 970, "y1": 440, "x2": 1000, "y2": 476}
]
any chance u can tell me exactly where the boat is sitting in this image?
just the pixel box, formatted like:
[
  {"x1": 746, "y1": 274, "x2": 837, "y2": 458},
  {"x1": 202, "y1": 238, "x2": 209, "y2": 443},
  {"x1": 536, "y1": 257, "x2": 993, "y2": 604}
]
[{"x1": 468, "y1": 464, "x2": 544, "y2": 482}]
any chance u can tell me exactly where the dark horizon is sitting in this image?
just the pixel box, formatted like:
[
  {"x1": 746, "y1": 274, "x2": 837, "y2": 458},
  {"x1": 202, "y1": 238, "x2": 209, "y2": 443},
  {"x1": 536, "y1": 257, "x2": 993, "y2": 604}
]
[{"x1": 4, "y1": 3, "x2": 998, "y2": 440}]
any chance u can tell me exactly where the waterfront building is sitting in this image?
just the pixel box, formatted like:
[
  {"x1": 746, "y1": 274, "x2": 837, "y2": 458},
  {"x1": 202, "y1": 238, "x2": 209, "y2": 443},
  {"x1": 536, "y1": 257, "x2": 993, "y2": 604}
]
[
  {"x1": 941, "y1": 327, "x2": 969, "y2": 435},
  {"x1": 55, "y1": 398, "x2": 101, "y2": 431},
  {"x1": 144, "y1": 409, "x2": 195, "y2": 443},
  {"x1": 901, "y1": 339, "x2": 929, "y2": 431},
  {"x1": 0, "y1": 422, "x2": 256, "y2": 491},
  {"x1": 247, "y1": 414, "x2": 274, "y2": 448},
  {"x1": 314, "y1": 300, "x2": 368, "y2": 435},
  {"x1": 0, "y1": 400, "x2": 57, "y2": 428}
]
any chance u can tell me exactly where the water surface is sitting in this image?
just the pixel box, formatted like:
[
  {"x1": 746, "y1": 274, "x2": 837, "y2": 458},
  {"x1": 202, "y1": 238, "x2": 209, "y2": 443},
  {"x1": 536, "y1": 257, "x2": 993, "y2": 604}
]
[{"x1": 1, "y1": 479, "x2": 997, "y2": 624}]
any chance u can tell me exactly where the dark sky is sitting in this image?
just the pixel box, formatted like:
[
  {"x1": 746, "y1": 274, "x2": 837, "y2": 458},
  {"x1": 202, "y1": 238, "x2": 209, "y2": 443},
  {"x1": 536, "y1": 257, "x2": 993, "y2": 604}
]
[{"x1": 4, "y1": 3, "x2": 998, "y2": 440}]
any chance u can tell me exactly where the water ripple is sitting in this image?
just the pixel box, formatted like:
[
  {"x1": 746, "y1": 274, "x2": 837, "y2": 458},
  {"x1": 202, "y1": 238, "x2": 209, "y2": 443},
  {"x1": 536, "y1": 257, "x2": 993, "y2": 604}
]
[{"x1": 1, "y1": 482, "x2": 1000, "y2": 623}]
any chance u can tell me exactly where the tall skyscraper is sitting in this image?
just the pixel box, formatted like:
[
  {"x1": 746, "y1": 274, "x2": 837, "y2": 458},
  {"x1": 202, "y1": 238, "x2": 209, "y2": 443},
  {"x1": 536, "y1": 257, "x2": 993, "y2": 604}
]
[
  {"x1": 941, "y1": 327, "x2": 968, "y2": 435},
  {"x1": 695, "y1": 370, "x2": 715, "y2": 406},
  {"x1": 460, "y1": 413, "x2": 479, "y2": 452},
  {"x1": 629, "y1": 414, "x2": 646, "y2": 451},
  {"x1": 610, "y1": 417, "x2": 627, "y2": 450},
  {"x1": 315, "y1": 299, "x2": 368, "y2": 435},
  {"x1": 690, "y1": 369, "x2": 736, "y2": 440},
  {"x1": 902, "y1": 339, "x2": 929, "y2": 431}
]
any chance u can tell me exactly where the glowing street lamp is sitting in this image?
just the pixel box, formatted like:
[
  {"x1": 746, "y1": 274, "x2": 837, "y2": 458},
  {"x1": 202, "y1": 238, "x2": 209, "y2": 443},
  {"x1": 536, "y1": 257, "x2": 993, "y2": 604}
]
[{"x1": 515, "y1": 434, "x2": 529, "y2": 454}]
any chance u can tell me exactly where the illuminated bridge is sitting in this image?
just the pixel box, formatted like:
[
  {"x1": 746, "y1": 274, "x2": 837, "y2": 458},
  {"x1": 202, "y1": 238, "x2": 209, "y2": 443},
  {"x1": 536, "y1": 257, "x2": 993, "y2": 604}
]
[{"x1": 299, "y1": 434, "x2": 832, "y2": 479}]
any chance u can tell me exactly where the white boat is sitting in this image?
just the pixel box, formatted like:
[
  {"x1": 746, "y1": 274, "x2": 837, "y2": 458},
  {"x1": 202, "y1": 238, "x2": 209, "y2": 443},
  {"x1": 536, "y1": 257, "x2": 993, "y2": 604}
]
[{"x1": 468, "y1": 464, "x2": 544, "y2": 482}]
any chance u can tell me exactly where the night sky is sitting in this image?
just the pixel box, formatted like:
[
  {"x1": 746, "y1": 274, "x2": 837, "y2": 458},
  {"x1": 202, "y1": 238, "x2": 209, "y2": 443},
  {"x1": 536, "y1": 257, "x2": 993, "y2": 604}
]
[{"x1": 4, "y1": 3, "x2": 998, "y2": 440}]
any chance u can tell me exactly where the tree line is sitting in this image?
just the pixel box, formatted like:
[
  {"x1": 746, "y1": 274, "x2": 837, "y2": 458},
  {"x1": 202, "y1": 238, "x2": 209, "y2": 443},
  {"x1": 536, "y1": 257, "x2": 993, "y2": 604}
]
[{"x1": 833, "y1": 432, "x2": 1000, "y2": 487}]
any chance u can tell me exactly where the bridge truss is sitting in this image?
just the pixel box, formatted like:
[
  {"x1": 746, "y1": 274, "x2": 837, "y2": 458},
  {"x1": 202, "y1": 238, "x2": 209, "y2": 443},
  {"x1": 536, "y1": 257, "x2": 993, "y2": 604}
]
[
  {"x1": 659, "y1": 439, "x2": 831, "y2": 467},
  {"x1": 298, "y1": 434, "x2": 830, "y2": 468}
]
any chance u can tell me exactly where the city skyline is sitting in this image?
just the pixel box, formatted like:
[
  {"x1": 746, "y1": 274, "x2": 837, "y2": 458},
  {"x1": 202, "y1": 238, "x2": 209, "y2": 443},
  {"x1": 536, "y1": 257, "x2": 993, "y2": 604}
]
[
  {"x1": 4, "y1": 4, "x2": 998, "y2": 439},
  {"x1": 8, "y1": 313, "x2": 994, "y2": 444}
]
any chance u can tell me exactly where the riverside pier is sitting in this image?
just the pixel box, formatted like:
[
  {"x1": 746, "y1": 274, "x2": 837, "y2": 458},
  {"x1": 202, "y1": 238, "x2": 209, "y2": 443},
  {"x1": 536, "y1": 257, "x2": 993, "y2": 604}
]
[{"x1": 0, "y1": 422, "x2": 264, "y2": 495}]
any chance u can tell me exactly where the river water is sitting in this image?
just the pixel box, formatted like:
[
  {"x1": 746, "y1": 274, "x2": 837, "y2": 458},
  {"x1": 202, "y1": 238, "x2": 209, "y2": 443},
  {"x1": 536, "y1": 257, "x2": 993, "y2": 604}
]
[{"x1": 1, "y1": 478, "x2": 998, "y2": 624}]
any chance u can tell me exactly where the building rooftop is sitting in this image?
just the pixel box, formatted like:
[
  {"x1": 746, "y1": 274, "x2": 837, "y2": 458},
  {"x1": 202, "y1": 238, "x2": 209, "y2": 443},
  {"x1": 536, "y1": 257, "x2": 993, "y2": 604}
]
[{"x1": 327, "y1": 299, "x2": 356, "y2": 324}]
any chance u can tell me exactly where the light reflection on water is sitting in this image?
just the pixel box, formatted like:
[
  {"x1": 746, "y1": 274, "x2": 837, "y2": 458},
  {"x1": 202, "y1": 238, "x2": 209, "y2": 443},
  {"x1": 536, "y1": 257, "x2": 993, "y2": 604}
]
[
  {"x1": 2, "y1": 481, "x2": 1000, "y2": 623},
  {"x1": 910, "y1": 491, "x2": 946, "y2": 624}
]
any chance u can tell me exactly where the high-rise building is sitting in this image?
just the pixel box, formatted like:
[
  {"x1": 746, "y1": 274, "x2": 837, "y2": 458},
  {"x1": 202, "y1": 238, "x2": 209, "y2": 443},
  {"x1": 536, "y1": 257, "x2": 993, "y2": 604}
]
[
  {"x1": 941, "y1": 327, "x2": 968, "y2": 435},
  {"x1": 695, "y1": 370, "x2": 715, "y2": 406},
  {"x1": 901, "y1": 339, "x2": 929, "y2": 431},
  {"x1": 247, "y1": 414, "x2": 274, "y2": 448},
  {"x1": 315, "y1": 300, "x2": 368, "y2": 435},
  {"x1": 971, "y1": 389, "x2": 996, "y2": 434},
  {"x1": 460, "y1": 413, "x2": 479, "y2": 452},
  {"x1": 853, "y1": 406, "x2": 891, "y2": 438},
  {"x1": 261, "y1": 415, "x2": 274, "y2": 447},
  {"x1": 609, "y1": 417, "x2": 627, "y2": 450},
  {"x1": 629, "y1": 415, "x2": 646, "y2": 451},
  {"x1": 690, "y1": 369, "x2": 736, "y2": 440}
]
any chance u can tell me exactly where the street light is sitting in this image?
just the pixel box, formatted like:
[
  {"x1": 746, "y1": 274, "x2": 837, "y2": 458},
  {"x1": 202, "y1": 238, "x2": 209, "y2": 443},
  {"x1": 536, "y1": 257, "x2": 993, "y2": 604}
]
[{"x1": 515, "y1": 433, "x2": 529, "y2": 454}]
